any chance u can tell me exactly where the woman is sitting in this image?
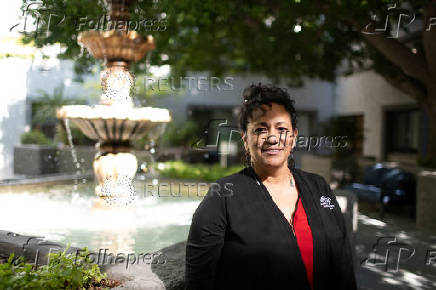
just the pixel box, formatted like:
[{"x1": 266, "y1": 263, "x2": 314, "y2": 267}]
[{"x1": 185, "y1": 84, "x2": 357, "y2": 290}]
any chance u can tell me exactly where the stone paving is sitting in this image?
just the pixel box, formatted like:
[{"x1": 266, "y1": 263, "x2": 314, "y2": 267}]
[{"x1": 354, "y1": 205, "x2": 436, "y2": 290}]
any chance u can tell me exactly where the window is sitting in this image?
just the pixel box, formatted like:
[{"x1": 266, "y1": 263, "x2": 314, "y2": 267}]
[{"x1": 385, "y1": 109, "x2": 420, "y2": 153}]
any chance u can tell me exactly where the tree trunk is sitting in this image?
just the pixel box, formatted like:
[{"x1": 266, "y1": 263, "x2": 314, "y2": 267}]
[
  {"x1": 423, "y1": 1, "x2": 436, "y2": 168},
  {"x1": 426, "y1": 88, "x2": 436, "y2": 168}
]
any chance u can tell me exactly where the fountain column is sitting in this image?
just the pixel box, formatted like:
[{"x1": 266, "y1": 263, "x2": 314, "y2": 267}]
[{"x1": 57, "y1": 0, "x2": 171, "y2": 207}]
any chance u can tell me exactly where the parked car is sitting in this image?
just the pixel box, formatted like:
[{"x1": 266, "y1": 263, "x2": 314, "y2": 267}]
[{"x1": 342, "y1": 164, "x2": 416, "y2": 217}]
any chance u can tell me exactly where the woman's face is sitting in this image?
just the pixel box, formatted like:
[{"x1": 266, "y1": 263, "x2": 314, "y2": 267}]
[{"x1": 242, "y1": 102, "x2": 298, "y2": 169}]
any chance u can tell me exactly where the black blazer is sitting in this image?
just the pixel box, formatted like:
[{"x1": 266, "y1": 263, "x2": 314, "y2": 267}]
[{"x1": 185, "y1": 164, "x2": 357, "y2": 290}]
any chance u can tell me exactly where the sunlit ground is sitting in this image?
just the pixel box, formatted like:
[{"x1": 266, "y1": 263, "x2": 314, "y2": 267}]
[{"x1": 355, "y1": 203, "x2": 436, "y2": 290}]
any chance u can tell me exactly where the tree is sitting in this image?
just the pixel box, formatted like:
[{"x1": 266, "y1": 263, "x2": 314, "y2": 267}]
[
  {"x1": 32, "y1": 85, "x2": 84, "y2": 128},
  {"x1": 19, "y1": 0, "x2": 435, "y2": 165},
  {"x1": 31, "y1": 85, "x2": 93, "y2": 145}
]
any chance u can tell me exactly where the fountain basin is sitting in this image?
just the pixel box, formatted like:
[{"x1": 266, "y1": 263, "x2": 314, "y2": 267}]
[
  {"x1": 78, "y1": 31, "x2": 155, "y2": 62},
  {"x1": 57, "y1": 105, "x2": 171, "y2": 142},
  {"x1": 0, "y1": 179, "x2": 203, "y2": 254}
]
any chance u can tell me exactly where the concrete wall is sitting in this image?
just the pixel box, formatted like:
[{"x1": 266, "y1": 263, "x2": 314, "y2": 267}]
[
  {"x1": 14, "y1": 145, "x2": 96, "y2": 175},
  {"x1": 416, "y1": 171, "x2": 436, "y2": 232},
  {"x1": 153, "y1": 73, "x2": 336, "y2": 134},
  {"x1": 0, "y1": 57, "x2": 31, "y2": 179},
  {"x1": 0, "y1": 46, "x2": 99, "y2": 180},
  {"x1": 300, "y1": 153, "x2": 333, "y2": 183},
  {"x1": 26, "y1": 58, "x2": 100, "y2": 102},
  {"x1": 335, "y1": 70, "x2": 417, "y2": 161}
]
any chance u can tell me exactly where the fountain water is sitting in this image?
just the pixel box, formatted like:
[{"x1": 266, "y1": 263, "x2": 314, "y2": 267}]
[
  {"x1": 64, "y1": 118, "x2": 81, "y2": 192},
  {"x1": 56, "y1": 0, "x2": 171, "y2": 208}
]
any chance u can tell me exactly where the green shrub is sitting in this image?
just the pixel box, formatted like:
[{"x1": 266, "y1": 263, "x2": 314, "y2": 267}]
[
  {"x1": 20, "y1": 130, "x2": 53, "y2": 145},
  {"x1": 155, "y1": 161, "x2": 244, "y2": 182},
  {"x1": 134, "y1": 121, "x2": 201, "y2": 150},
  {"x1": 0, "y1": 246, "x2": 108, "y2": 289},
  {"x1": 160, "y1": 121, "x2": 202, "y2": 148},
  {"x1": 32, "y1": 85, "x2": 86, "y2": 129},
  {"x1": 54, "y1": 122, "x2": 95, "y2": 146}
]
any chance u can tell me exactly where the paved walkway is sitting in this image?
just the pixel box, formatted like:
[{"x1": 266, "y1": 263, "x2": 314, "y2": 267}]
[{"x1": 354, "y1": 205, "x2": 436, "y2": 290}]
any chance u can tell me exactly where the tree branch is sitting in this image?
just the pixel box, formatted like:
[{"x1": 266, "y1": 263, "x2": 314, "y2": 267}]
[
  {"x1": 361, "y1": 33, "x2": 429, "y2": 85},
  {"x1": 336, "y1": 13, "x2": 430, "y2": 86},
  {"x1": 398, "y1": 30, "x2": 422, "y2": 43},
  {"x1": 380, "y1": 73, "x2": 428, "y2": 105},
  {"x1": 423, "y1": 1, "x2": 436, "y2": 82}
]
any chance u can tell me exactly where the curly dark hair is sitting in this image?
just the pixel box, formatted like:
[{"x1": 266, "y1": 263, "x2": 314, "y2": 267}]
[
  {"x1": 238, "y1": 83, "x2": 298, "y2": 168},
  {"x1": 239, "y1": 83, "x2": 298, "y2": 133}
]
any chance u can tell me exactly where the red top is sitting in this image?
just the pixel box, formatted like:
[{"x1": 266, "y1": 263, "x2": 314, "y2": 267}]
[{"x1": 292, "y1": 194, "x2": 314, "y2": 290}]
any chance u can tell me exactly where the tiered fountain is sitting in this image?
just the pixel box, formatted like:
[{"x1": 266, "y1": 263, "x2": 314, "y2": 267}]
[{"x1": 57, "y1": 0, "x2": 171, "y2": 207}]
